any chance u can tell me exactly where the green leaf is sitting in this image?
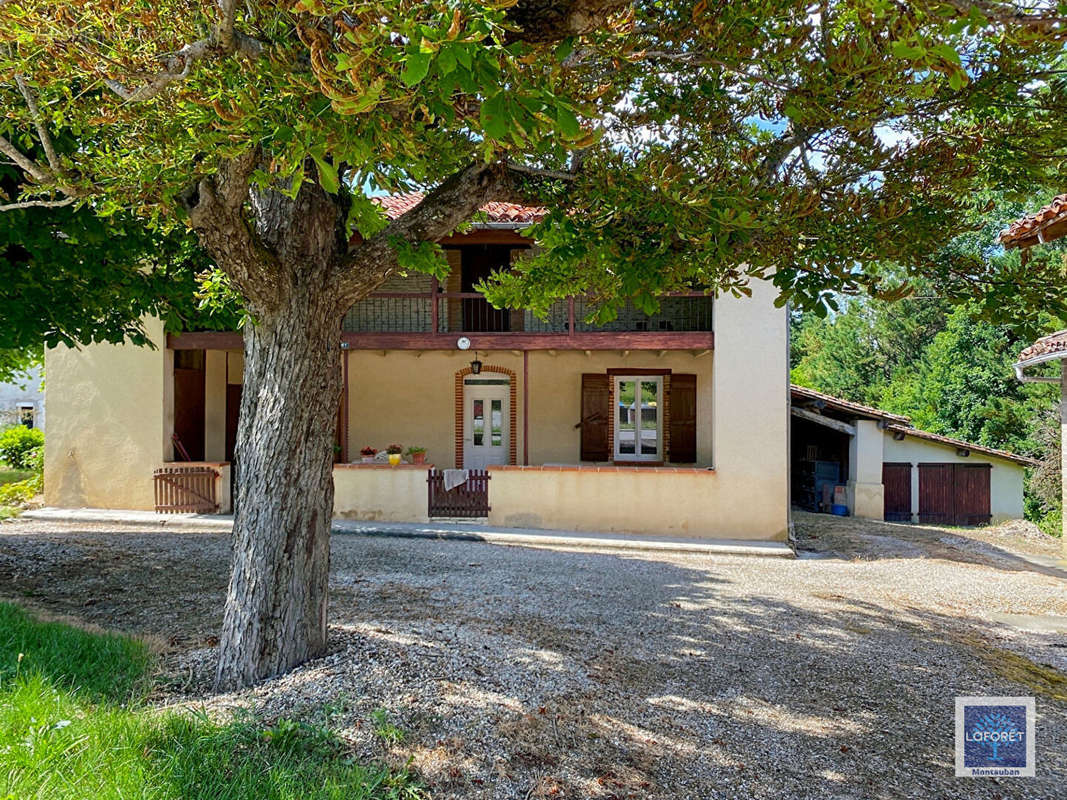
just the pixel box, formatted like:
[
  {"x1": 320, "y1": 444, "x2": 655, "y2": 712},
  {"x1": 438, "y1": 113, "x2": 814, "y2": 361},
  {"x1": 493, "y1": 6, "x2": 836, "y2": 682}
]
[
  {"x1": 401, "y1": 52, "x2": 432, "y2": 87},
  {"x1": 555, "y1": 105, "x2": 581, "y2": 139},
  {"x1": 554, "y1": 37, "x2": 576, "y2": 62},
  {"x1": 480, "y1": 93, "x2": 510, "y2": 141},
  {"x1": 891, "y1": 41, "x2": 926, "y2": 60},
  {"x1": 310, "y1": 151, "x2": 339, "y2": 194}
]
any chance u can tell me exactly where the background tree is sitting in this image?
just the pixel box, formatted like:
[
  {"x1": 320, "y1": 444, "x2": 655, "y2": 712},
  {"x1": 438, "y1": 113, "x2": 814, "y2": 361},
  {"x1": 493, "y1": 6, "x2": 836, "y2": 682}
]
[
  {"x1": 2, "y1": 1, "x2": 1066, "y2": 688},
  {"x1": 791, "y1": 191, "x2": 1065, "y2": 533},
  {"x1": 1, "y1": 161, "x2": 240, "y2": 383}
]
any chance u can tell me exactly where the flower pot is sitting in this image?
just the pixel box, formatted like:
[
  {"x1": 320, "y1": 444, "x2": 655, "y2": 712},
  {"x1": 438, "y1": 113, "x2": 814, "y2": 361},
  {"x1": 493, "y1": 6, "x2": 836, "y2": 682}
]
[
  {"x1": 361, "y1": 456, "x2": 375, "y2": 463},
  {"x1": 388, "y1": 453, "x2": 401, "y2": 466},
  {"x1": 411, "y1": 452, "x2": 426, "y2": 465}
]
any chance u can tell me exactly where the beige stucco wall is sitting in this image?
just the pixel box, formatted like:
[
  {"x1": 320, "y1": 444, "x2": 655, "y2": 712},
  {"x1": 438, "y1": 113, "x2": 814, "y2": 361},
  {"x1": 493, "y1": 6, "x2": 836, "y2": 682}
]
[
  {"x1": 44, "y1": 318, "x2": 168, "y2": 510},
  {"x1": 343, "y1": 349, "x2": 714, "y2": 466},
  {"x1": 338, "y1": 279, "x2": 788, "y2": 539},
  {"x1": 848, "y1": 419, "x2": 885, "y2": 520},
  {"x1": 345, "y1": 350, "x2": 523, "y2": 468},
  {"x1": 333, "y1": 465, "x2": 430, "y2": 522},
  {"x1": 707, "y1": 280, "x2": 790, "y2": 539},
  {"x1": 881, "y1": 434, "x2": 1026, "y2": 523}
]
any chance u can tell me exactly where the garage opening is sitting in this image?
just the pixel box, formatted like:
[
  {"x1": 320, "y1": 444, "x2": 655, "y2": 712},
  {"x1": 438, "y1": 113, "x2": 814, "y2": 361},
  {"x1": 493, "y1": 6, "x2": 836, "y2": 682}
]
[
  {"x1": 918, "y1": 463, "x2": 991, "y2": 526},
  {"x1": 791, "y1": 416, "x2": 849, "y2": 512}
]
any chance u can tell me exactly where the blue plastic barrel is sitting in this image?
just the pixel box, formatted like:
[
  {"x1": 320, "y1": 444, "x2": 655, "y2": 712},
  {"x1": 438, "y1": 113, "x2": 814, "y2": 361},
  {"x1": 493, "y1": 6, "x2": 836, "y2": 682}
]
[{"x1": 831, "y1": 504, "x2": 848, "y2": 516}]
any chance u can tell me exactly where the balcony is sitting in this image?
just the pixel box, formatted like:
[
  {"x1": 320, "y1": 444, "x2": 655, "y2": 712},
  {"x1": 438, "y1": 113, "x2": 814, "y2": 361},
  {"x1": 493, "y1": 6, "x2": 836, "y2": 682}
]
[
  {"x1": 167, "y1": 291, "x2": 714, "y2": 353},
  {"x1": 339, "y1": 290, "x2": 714, "y2": 351}
]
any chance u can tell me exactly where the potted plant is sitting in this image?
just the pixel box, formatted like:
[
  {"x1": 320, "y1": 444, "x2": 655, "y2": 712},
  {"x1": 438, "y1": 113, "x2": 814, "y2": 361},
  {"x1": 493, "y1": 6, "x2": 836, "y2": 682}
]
[
  {"x1": 359, "y1": 446, "x2": 378, "y2": 464},
  {"x1": 405, "y1": 445, "x2": 427, "y2": 465},
  {"x1": 386, "y1": 443, "x2": 403, "y2": 466}
]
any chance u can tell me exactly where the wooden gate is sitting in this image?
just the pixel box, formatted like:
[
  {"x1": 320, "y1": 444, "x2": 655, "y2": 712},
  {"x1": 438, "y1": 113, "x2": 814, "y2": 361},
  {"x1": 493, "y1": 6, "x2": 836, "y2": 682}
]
[
  {"x1": 427, "y1": 469, "x2": 490, "y2": 518},
  {"x1": 918, "y1": 463, "x2": 991, "y2": 526},
  {"x1": 882, "y1": 462, "x2": 912, "y2": 522},
  {"x1": 153, "y1": 466, "x2": 219, "y2": 514}
]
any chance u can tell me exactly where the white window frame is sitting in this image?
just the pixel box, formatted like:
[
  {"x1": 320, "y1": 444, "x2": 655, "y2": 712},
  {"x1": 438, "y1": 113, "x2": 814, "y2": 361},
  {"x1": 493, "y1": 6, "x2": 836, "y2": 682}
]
[{"x1": 613, "y1": 375, "x2": 663, "y2": 461}]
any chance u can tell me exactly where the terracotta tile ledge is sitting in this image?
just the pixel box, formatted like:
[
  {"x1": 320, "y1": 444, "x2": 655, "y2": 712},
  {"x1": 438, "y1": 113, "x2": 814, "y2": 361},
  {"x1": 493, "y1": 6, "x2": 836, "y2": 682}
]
[
  {"x1": 334, "y1": 462, "x2": 435, "y2": 470},
  {"x1": 162, "y1": 461, "x2": 230, "y2": 467},
  {"x1": 488, "y1": 464, "x2": 714, "y2": 474}
]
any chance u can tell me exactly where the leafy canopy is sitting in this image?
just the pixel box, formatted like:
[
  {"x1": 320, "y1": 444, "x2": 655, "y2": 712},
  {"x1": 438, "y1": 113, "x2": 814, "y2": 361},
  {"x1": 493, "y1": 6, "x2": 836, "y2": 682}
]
[{"x1": 1, "y1": 1, "x2": 1066, "y2": 320}]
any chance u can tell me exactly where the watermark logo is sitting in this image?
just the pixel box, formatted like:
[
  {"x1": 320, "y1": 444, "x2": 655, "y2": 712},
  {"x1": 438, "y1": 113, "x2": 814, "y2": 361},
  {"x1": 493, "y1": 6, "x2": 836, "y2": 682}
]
[{"x1": 955, "y1": 696, "x2": 1035, "y2": 777}]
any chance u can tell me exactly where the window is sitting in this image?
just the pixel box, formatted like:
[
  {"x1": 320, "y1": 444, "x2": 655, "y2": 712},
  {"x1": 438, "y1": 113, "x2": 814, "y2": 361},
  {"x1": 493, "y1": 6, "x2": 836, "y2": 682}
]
[
  {"x1": 614, "y1": 376, "x2": 663, "y2": 461},
  {"x1": 17, "y1": 404, "x2": 35, "y2": 429}
]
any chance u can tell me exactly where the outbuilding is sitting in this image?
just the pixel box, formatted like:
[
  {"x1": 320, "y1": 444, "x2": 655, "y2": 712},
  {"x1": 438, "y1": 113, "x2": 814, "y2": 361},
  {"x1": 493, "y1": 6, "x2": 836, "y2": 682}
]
[{"x1": 791, "y1": 385, "x2": 1035, "y2": 525}]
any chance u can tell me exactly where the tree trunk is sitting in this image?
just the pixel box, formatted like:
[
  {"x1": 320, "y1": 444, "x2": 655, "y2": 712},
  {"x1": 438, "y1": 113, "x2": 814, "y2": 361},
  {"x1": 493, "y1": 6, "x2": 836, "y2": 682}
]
[{"x1": 214, "y1": 287, "x2": 343, "y2": 690}]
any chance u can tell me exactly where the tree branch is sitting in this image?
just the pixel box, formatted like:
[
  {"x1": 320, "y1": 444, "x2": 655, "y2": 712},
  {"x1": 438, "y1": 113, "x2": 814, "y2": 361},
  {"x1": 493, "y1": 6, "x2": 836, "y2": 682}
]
[
  {"x1": 14, "y1": 75, "x2": 62, "y2": 174},
  {"x1": 0, "y1": 197, "x2": 75, "y2": 211},
  {"x1": 0, "y1": 134, "x2": 50, "y2": 184},
  {"x1": 504, "y1": 160, "x2": 579, "y2": 182},
  {"x1": 339, "y1": 161, "x2": 527, "y2": 301},
  {"x1": 104, "y1": 37, "x2": 214, "y2": 102},
  {"x1": 933, "y1": 0, "x2": 1067, "y2": 28},
  {"x1": 505, "y1": 0, "x2": 631, "y2": 43},
  {"x1": 218, "y1": 0, "x2": 238, "y2": 51},
  {"x1": 181, "y1": 150, "x2": 282, "y2": 311}
]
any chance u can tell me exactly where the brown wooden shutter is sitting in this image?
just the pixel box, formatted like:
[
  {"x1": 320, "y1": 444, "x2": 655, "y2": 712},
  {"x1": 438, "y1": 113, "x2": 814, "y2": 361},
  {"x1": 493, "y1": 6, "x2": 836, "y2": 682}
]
[
  {"x1": 580, "y1": 373, "x2": 610, "y2": 461},
  {"x1": 668, "y1": 373, "x2": 697, "y2": 463}
]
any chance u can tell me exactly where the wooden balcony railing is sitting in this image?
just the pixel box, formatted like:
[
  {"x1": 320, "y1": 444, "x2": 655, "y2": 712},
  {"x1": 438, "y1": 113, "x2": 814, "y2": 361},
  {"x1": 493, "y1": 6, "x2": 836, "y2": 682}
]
[
  {"x1": 342, "y1": 288, "x2": 713, "y2": 336},
  {"x1": 168, "y1": 289, "x2": 715, "y2": 352}
]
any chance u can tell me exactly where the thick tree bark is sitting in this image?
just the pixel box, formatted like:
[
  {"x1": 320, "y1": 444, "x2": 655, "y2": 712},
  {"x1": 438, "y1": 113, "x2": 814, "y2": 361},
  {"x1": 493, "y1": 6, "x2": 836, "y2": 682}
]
[
  {"x1": 186, "y1": 156, "x2": 529, "y2": 689},
  {"x1": 213, "y1": 287, "x2": 344, "y2": 689},
  {"x1": 187, "y1": 162, "x2": 354, "y2": 690}
]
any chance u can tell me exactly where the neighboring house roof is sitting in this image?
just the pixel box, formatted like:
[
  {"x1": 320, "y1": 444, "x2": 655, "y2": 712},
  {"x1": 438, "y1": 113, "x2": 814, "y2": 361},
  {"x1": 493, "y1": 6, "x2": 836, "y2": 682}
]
[
  {"x1": 999, "y1": 194, "x2": 1067, "y2": 249},
  {"x1": 884, "y1": 424, "x2": 1039, "y2": 467},
  {"x1": 790, "y1": 384, "x2": 910, "y2": 425},
  {"x1": 375, "y1": 192, "x2": 547, "y2": 225},
  {"x1": 790, "y1": 384, "x2": 1037, "y2": 467},
  {"x1": 1015, "y1": 329, "x2": 1067, "y2": 367}
]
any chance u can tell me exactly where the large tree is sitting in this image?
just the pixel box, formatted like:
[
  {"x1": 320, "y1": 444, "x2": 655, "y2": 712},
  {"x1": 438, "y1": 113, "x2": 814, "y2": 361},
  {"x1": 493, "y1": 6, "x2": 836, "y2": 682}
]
[{"x1": 2, "y1": 1, "x2": 1066, "y2": 688}]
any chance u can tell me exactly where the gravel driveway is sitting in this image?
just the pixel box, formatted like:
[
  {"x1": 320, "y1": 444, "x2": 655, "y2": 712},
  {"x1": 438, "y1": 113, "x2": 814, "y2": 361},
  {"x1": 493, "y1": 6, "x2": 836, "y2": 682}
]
[{"x1": 1, "y1": 513, "x2": 1064, "y2": 799}]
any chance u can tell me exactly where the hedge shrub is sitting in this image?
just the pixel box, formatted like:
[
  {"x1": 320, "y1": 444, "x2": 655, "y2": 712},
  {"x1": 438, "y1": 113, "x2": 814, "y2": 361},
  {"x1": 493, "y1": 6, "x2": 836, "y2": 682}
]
[{"x1": 0, "y1": 426, "x2": 44, "y2": 470}]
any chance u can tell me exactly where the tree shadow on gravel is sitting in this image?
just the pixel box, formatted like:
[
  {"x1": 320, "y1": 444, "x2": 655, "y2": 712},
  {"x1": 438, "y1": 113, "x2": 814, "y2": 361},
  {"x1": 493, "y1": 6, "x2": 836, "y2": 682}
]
[
  {"x1": 793, "y1": 511, "x2": 1067, "y2": 581},
  {"x1": 2, "y1": 524, "x2": 1064, "y2": 800}
]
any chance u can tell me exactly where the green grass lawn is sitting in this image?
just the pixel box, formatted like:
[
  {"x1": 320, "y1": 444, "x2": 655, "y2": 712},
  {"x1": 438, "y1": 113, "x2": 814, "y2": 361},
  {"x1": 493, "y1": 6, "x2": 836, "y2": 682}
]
[{"x1": 0, "y1": 603, "x2": 424, "y2": 799}]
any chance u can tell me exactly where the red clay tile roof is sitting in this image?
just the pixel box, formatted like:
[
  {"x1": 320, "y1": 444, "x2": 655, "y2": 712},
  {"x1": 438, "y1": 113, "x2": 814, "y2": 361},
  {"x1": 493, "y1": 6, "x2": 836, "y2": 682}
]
[
  {"x1": 885, "y1": 424, "x2": 1039, "y2": 467},
  {"x1": 374, "y1": 192, "x2": 547, "y2": 224},
  {"x1": 1016, "y1": 329, "x2": 1067, "y2": 365},
  {"x1": 999, "y1": 194, "x2": 1067, "y2": 248},
  {"x1": 790, "y1": 385, "x2": 910, "y2": 424}
]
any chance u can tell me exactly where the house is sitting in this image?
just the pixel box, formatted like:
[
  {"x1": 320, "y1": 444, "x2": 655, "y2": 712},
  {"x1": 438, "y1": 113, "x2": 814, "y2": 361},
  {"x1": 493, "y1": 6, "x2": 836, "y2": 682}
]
[
  {"x1": 1001, "y1": 194, "x2": 1067, "y2": 555},
  {"x1": 43, "y1": 196, "x2": 791, "y2": 541},
  {"x1": 790, "y1": 385, "x2": 1036, "y2": 525},
  {"x1": 42, "y1": 195, "x2": 1036, "y2": 538},
  {"x1": 0, "y1": 365, "x2": 44, "y2": 431}
]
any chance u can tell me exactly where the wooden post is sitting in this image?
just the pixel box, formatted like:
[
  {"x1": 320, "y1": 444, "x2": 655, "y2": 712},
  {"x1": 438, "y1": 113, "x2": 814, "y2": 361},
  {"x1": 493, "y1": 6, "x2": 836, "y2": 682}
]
[
  {"x1": 1061, "y1": 360, "x2": 1066, "y2": 558},
  {"x1": 430, "y1": 277, "x2": 439, "y2": 333},
  {"x1": 341, "y1": 349, "x2": 350, "y2": 463},
  {"x1": 523, "y1": 350, "x2": 529, "y2": 465}
]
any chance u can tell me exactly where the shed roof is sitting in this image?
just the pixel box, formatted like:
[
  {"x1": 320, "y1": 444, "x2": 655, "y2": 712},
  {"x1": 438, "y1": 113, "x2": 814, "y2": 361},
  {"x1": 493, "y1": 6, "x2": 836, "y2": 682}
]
[
  {"x1": 999, "y1": 194, "x2": 1067, "y2": 249},
  {"x1": 884, "y1": 424, "x2": 1039, "y2": 467},
  {"x1": 790, "y1": 385, "x2": 1038, "y2": 467},
  {"x1": 790, "y1": 385, "x2": 910, "y2": 424}
]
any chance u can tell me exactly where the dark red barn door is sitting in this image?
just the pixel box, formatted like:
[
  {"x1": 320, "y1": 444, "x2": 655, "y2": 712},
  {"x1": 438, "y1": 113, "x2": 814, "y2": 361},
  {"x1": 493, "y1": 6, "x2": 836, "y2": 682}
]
[
  {"x1": 918, "y1": 463, "x2": 991, "y2": 526},
  {"x1": 954, "y1": 464, "x2": 992, "y2": 526},
  {"x1": 882, "y1": 462, "x2": 912, "y2": 522}
]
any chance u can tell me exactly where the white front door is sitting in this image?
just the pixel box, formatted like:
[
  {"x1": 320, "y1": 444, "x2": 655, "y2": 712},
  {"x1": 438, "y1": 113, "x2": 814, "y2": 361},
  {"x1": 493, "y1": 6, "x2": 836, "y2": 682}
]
[{"x1": 464, "y1": 379, "x2": 509, "y2": 469}]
